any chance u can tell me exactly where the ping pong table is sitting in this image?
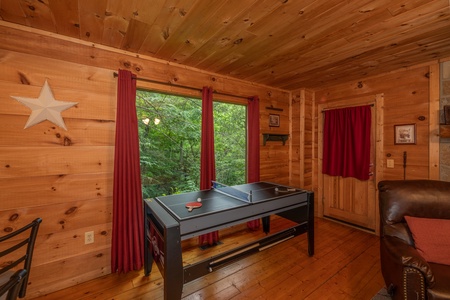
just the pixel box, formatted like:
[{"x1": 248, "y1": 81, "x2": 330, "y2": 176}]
[{"x1": 144, "y1": 181, "x2": 314, "y2": 300}]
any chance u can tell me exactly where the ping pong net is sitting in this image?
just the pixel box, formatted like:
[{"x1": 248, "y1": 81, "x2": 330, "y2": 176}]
[{"x1": 212, "y1": 181, "x2": 253, "y2": 203}]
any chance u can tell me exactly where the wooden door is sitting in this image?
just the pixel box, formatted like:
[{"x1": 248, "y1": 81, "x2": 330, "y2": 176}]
[
  {"x1": 319, "y1": 95, "x2": 381, "y2": 232},
  {"x1": 322, "y1": 173, "x2": 376, "y2": 230}
]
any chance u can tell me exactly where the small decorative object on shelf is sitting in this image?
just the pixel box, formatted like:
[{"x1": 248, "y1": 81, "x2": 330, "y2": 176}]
[{"x1": 262, "y1": 133, "x2": 289, "y2": 145}]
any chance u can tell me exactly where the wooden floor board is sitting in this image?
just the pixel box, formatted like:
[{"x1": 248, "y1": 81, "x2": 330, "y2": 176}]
[{"x1": 31, "y1": 217, "x2": 384, "y2": 300}]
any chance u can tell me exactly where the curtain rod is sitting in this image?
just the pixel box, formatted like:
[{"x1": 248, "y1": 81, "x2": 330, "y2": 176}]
[
  {"x1": 321, "y1": 103, "x2": 374, "y2": 112},
  {"x1": 113, "y1": 72, "x2": 250, "y2": 100}
]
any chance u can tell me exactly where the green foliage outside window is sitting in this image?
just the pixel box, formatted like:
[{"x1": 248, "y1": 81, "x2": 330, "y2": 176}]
[{"x1": 136, "y1": 90, "x2": 246, "y2": 198}]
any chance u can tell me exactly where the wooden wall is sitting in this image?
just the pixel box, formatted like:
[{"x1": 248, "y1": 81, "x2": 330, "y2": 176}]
[{"x1": 0, "y1": 24, "x2": 290, "y2": 298}]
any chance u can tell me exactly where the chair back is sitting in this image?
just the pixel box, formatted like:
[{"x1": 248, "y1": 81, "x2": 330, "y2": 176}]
[
  {"x1": 0, "y1": 269, "x2": 27, "y2": 300},
  {"x1": 379, "y1": 180, "x2": 450, "y2": 225},
  {"x1": 378, "y1": 180, "x2": 450, "y2": 224},
  {"x1": 379, "y1": 180, "x2": 450, "y2": 245},
  {"x1": 0, "y1": 218, "x2": 42, "y2": 298}
]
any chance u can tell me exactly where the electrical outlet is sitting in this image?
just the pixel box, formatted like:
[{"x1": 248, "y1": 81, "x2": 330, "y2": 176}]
[
  {"x1": 85, "y1": 231, "x2": 94, "y2": 244},
  {"x1": 387, "y1": 159, "x2": 394, "y2": 168}
]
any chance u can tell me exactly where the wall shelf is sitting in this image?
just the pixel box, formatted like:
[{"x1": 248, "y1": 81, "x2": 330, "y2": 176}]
[{"x1": 262, "y1": 133, "x2": 289, "y2": 145}]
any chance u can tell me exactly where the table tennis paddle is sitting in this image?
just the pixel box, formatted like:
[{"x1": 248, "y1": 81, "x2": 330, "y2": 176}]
[{"x1": 186, "y1": 201, "x2": 202, "y2": 212}]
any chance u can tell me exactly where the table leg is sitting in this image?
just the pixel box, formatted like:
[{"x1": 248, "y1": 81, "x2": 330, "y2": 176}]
[
  {"x1": 144, "y1": 235, "x2": 153, "y2": 276},
  {"x1": 307, "y1": 191, "x2": 314, "y2": 256},
  {"x1": 164, "y1": 224, "x2": 183, "y2": 300},
  {"x1": 144, "y1": 209, "x2": 153, "y2": 276},
  {"x1": 262, "y1": 216, "x2": 270, "y2": 234}
]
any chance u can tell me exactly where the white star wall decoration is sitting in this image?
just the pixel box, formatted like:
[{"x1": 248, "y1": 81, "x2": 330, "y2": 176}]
[{"x1": 11, "y1": 80, "x2": 78, "y2": 130}]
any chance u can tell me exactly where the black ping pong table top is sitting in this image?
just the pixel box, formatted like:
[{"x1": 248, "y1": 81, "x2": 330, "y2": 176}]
[{"x1": 153, "y1": 181, "x2": 305, "y2": 220}]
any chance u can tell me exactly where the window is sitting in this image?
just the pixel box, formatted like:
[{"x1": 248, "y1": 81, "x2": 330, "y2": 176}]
[{"x1": 136, "y1": 90, "x2": 246, "y2": 198}]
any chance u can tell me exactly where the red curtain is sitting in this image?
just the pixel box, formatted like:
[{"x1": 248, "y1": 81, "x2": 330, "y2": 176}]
[
  {"x1": 198, "y1": 87, "x2": 219, "y2": 245},
  {"x1": 247, "y1": 96, "x2": 260, "y2": 230},
  {"x1": 322, "y1": 105, "x2": 371, "y2": 181},
  {"x1": 111, "y1": 69, "x2": 144, "y2": 273}
]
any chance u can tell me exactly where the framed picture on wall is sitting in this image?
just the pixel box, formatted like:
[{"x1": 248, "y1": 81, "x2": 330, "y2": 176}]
[
  {"x1": 394, "y1": 124, "x2": 416, "y2": 145},
  {"x1": 269, "y1": 114, "x2": 280, "y2": 127}
]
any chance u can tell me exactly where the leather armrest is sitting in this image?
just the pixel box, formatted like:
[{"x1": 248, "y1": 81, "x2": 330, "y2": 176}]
[{"x1": 382, "y1": 235, "x2": 435, "y2": 287}]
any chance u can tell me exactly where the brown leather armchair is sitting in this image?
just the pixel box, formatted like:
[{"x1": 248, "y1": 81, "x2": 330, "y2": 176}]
[{"x1": 379, "y1": 180, "x2": 450, "y2": 300}]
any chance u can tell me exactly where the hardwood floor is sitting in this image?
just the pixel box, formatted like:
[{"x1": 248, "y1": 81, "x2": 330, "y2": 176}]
[{"x1": 31, "y1": 217, "x2": 384, "y2": 300}]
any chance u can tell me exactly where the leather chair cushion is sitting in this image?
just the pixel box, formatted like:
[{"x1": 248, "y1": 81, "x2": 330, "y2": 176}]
[{"x1": 405, "y1": 216, "x2": 450, "y2": 266}]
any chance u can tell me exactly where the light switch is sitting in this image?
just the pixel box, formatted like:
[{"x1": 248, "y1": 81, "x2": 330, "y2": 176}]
[{"x1": 387, "y1": 159, "x2": 394, "y2": 168}]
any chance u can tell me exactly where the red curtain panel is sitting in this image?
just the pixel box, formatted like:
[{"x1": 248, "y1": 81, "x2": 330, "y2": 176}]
[
  {"x1": 111, "y1": 69, "x2": 144, "y2": 273},
  {"x1": 247, "y1": 96, "x2": 261, "y2": 230},
  {"x1": 198, "y1": 86, "x2": 219, "y2": 245},
  {"x1": 322, "y1": 105, "x2": 371, "y2": 181}
]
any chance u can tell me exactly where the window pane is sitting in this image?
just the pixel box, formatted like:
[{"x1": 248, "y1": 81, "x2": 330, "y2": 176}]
[
  {"x1": 137, "y1": 91, "x2": 201, "y2": 198},
  {"x1": 214, "y1": 101, "x2": 246, "y2": 186},
  {"x1": 137, "y1": 90, "x2": 246, "y2": 198}
]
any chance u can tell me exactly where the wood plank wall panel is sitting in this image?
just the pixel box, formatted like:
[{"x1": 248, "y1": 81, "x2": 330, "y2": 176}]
[
  {"x1": 290, "y1": 89, "x2": 315, "y2": 213},
  {"x1": 314, "y1": 65, "x2": 432, "y2": 183},
  {"x1": 303, "y1": 90, "x2": 314, "y2": 191},
  {"x1": 0, "y1": 25, "x2": 290, "y2": 297},
  {"x1": 290, "y1": 90, "x2": 302, "y2": 188}
]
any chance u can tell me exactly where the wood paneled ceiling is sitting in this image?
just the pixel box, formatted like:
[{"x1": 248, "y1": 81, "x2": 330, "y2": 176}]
[{"x1": 1, "y1": 0, "x2": 450, "y2": 90}]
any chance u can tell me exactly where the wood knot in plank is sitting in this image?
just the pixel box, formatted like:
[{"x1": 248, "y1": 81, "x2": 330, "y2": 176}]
[
  {"x1": 9, "y1": 213, "x2": 19, "y2": 221},
  {"x1": 179, "y1": 9, "x2": 187, "y2": 17},
  {"x1": 64, "y1": 136, "x2": 72, "y2": 146},
  {"x1": 18, "y1": 72, "x2": 30, "y2": 85},
  {"x1": 4, "y1": 227, "x2": 13, "y2": 233},
  {"x1": 162, "y1": 27, "x2": 170, "y2": 40},
  {"x1": 65, "y1": 207, "x2": 78, "y2": 215},
  {"x1": 122, "y1": 61, "x2": 131, "y2": 68}
]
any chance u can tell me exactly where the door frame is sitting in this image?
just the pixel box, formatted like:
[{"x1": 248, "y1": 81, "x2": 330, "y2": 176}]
[{"x1": 317, "y1": 93, "x2": 384, "y2": 235}]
